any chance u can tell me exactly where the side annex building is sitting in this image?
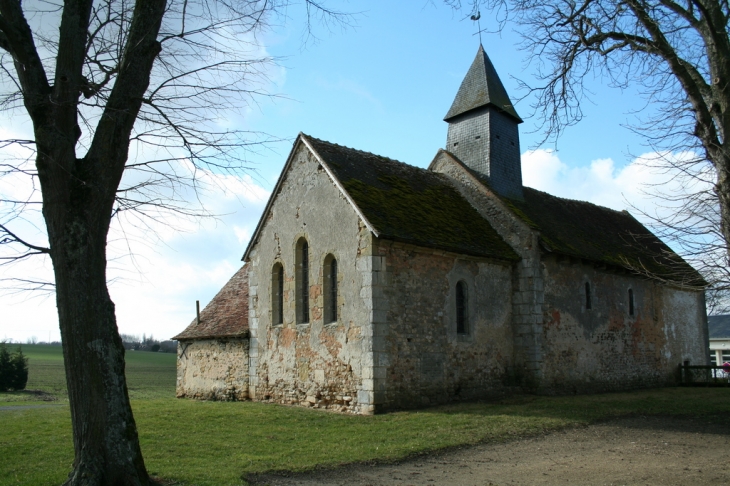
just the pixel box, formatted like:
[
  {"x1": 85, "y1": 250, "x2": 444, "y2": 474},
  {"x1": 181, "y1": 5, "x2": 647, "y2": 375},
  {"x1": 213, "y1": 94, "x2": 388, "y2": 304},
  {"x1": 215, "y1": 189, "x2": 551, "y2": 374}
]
[{"x1": 173, "y1": 46, "x2": 709, "y2": 415}]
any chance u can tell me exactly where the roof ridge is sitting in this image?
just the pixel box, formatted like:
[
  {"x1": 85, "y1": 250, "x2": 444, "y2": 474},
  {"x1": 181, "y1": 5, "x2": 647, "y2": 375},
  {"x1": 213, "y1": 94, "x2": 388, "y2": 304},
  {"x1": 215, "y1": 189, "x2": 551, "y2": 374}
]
[
  {"x1": 519, "y1": 186, "x2": 629, "y2": 216},
  {"x1": 302, "y1": 133, "x2": 441, "y2": 176}
]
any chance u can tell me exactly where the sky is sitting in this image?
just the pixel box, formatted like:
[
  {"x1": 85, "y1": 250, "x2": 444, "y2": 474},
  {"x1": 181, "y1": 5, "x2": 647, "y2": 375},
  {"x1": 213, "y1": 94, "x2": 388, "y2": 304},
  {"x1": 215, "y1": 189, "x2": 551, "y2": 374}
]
[{"x1": 0, "y1": 1, "x2": 682, "y2": 343}]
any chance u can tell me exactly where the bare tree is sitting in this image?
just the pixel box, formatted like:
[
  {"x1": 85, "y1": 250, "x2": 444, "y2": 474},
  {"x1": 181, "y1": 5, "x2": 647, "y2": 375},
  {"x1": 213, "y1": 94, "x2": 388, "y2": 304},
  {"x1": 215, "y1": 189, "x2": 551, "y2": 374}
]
[
  {"x1": 0, "y1": 0, "x2": 347, "y2": 484},
  {"x1": 450, "y1": 0, "x2": 729, "y2": 301}
]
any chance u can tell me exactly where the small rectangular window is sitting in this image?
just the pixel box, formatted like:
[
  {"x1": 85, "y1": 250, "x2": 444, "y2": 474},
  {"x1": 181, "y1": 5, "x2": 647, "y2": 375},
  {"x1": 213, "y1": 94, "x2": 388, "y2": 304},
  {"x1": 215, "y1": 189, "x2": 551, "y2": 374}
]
[
  {"x1": 272, "y1": 263, "x2": 284, "y2": 325},
  {"x1": 324, "y1": 255, "x2": 338, "y2": 323},
  {"x1": 585, "y1": 282, "x2": 592, "y2": 310},
  {"x1": 301, "y1": 242, "x2": 309, "y2": 323},
  {"x1": 456, "y1": 281, "x2": 468, "y2": 334},
  {"x1": 296, "y1": 239, "x2": 310, "y2": 324},
  {"x1": 330, "y1": 259, "x2": 337, "y2": 322},
  {"x1": 628, "y1": 289, "x2": 634, "y2": 316}
]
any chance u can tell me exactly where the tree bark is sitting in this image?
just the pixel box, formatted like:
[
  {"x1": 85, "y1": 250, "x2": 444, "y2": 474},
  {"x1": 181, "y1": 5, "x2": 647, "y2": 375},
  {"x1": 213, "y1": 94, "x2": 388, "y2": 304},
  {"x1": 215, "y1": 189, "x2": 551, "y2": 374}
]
[
  {"x1": 39, "y1": 143, "x2": 151, "y2": 485},
  {"x1": 712, "y1": 152, "x2": 730, "y2": 265},
  {"x1": 24, "y1": 0, "x2": 165, "y2": 482},
  {"x1": 53, "y1": 215, "x2": 150, "y2": 486}
]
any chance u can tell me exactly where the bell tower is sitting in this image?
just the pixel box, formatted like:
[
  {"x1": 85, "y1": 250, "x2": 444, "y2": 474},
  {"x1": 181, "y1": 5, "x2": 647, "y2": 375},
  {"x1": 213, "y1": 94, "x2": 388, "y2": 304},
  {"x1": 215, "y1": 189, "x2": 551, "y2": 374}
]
[{"x1": 445, "y1": 45, "x2": 523, "y2": 199}]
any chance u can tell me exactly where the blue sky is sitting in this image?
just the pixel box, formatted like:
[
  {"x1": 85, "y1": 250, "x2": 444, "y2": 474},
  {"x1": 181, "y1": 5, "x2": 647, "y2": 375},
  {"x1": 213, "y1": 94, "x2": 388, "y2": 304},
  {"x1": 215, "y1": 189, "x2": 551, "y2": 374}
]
[
  {"x1": 246, "y1": 1, "x2": 648, "y2": 178},
  {"x1": 1, "y1": 1, "x2": 671, "y2": 343}
]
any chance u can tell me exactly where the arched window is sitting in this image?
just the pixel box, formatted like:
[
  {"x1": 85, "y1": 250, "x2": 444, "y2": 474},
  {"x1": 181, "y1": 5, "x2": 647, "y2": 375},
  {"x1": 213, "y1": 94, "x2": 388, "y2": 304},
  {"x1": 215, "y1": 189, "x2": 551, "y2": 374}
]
[
  {"x1": 272, "y1": 263, "x2": 284, "y2": 325},
  {"x1": 585, "y1": 282, "x2": 592, "y2": 310},
  {"x1": 628, "y1": 288, "x2": 634, "y2": 316},
  {"x1": 456, "y1": 281, "x2": 468, "y2": 334},
  {"x1": 295, "y1": 238, "x2": 309, "y2": 324},
  {"x1": 324, "y1": 255, "x2": 338, "y2": 323}
]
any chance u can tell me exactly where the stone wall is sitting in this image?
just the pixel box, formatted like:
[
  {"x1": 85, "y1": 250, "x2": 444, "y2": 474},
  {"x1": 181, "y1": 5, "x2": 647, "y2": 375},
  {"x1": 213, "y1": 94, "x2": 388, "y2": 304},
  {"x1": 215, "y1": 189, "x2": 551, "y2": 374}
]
[
  {"x1": 176, "y1": 338, "x2": 249, "y2": 400},
  {"x1": 246, "y1": 142, "x2": 372, "y2": 414},
  {"x1": 431, "y1": 152, "x2": 545, "y2": 385},
  {"x1": 540, "y1": 255, "x2": 707, "y2": 393},
  {"x1": 375, "y1": 240, "x2": 514, "y2": 411}
]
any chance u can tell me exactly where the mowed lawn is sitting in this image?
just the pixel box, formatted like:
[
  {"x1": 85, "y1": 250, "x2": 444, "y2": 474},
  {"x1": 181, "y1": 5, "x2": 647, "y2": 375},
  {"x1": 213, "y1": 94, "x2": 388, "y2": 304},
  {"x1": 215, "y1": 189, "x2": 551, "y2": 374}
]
[
  {"x1": 2, "y1": 345, "x2": 730, "y2": 486},
  {"x1": 0, "y1": 344, "x2": 176, "y2": 402}
]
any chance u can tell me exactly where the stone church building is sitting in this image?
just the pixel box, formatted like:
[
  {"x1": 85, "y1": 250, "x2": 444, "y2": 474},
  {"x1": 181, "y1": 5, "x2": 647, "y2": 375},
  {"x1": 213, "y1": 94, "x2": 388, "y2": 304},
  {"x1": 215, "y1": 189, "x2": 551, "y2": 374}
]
[{"x1": 174, "y1": 46, "x2": 708, "y2": 414}]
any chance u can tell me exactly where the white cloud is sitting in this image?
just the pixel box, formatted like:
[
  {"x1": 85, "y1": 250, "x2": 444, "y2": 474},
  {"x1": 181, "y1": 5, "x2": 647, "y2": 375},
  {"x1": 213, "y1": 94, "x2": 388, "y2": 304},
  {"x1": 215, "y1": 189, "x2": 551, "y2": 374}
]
[
  {"x1": 0, "y1": 162, "x2": 270, "y2": 343},
  {"x1": 1, "y1": 144, "x2": 707, "y2": 344},
  {"x1": 313, "y1": 75, "x2": 384, "y2": 112},
  {"x1": 521, "y1": 149, "x2": 707, "y2": 215}
]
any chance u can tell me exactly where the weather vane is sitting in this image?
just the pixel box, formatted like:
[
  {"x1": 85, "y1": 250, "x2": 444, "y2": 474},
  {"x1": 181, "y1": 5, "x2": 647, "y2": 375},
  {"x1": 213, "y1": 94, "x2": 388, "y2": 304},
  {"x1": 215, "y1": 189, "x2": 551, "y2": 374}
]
[{"x1": 471, "y1": 10, "x2": 482, "y2": 44}]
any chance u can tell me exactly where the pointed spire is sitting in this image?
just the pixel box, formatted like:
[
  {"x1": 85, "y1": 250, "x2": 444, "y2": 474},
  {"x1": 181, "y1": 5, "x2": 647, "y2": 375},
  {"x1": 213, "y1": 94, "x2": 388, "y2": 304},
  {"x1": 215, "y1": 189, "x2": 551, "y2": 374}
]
[{"x1": 444, "y1": 45, "x2": 522, "y2": 123}]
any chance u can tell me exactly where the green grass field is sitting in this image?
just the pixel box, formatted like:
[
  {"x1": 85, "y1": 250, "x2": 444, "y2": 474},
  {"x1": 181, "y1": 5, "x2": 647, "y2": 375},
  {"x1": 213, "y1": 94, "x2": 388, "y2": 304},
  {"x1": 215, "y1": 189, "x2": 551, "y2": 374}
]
[
  {"x1": 1, "y1": 344, "x2": 729, "y2": 486},
  {"x1": 0, "y1": 344, "x2": 176, "y2": 403}
]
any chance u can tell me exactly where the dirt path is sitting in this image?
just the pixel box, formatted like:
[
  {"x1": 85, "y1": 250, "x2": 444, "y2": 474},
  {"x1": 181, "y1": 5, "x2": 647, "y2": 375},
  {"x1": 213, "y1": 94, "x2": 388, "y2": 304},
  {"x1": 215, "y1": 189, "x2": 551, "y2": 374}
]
[{"x1": 249, "y1": 415, "x2": 730, "y2": 485}]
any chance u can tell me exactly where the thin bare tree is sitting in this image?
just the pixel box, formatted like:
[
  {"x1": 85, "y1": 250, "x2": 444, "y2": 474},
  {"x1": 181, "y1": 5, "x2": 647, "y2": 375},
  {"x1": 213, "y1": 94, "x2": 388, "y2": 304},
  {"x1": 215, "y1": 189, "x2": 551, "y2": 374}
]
[{"x1": 0, "y1": 0, "x2": 348, "y2": 484}]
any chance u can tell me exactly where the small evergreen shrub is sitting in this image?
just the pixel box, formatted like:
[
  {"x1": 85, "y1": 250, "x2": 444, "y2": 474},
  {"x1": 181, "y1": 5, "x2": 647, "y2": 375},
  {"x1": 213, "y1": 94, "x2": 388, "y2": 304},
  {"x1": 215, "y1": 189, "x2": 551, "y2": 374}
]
[{"x1": 0, "y1": 343, "x2": 29, "y2": 391}]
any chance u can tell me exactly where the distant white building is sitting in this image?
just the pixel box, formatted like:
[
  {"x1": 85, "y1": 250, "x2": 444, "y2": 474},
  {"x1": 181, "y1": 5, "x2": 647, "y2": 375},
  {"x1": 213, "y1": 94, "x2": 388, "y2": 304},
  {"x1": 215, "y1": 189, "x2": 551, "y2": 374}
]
[{"x1": 709, "y1": 315, "x2": 730, "y2": 365}]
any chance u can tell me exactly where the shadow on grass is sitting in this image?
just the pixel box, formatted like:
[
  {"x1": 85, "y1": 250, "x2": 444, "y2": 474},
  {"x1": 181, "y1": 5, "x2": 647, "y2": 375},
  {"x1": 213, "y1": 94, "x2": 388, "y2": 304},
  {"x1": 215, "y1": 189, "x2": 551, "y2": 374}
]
[{"x1": 0, "y1": 388, "x2": 58, "y2": 402}]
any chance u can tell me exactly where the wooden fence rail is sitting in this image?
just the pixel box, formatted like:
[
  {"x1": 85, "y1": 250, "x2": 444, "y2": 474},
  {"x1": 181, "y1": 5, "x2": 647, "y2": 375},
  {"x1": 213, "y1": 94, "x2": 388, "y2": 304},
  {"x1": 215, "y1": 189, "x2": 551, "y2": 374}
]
[{"x1": 678, "y1": 362, "x2": 730, "y2": 387}]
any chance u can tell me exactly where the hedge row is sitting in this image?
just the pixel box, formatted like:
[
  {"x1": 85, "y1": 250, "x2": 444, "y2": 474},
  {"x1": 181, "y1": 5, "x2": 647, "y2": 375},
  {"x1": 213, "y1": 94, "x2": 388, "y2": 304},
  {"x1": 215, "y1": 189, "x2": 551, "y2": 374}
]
[{"x1": 0, "y1": 343, "x2": 29, "y2": 391}]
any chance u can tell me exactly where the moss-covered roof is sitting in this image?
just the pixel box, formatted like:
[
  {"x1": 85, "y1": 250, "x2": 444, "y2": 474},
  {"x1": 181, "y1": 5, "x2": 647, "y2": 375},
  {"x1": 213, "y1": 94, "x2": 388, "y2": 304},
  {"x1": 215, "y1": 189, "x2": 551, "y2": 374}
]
[
  {"x1": 173, "y1": 265, "x2": 250, "y2": 340},
  {"x1": 304, "y1": 135, "x2": 519, "y2": 262},
  {"x1": 503, "y1": 186, "x2": 704, "y2": 286}
]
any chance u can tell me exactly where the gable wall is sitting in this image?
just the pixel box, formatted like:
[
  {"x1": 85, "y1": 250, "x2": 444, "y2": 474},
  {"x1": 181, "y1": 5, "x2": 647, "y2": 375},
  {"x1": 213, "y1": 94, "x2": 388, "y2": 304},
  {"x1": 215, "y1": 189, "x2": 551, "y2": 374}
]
[
  {"x1": 374, "y1": 240, "x2": 514, "y2": 411},
  {"x1": 246, "y1": 144, "x2": 374, "y2": 414},
  {"x1": 540, "y1": 255, "x2": 708, "y2": 392}
]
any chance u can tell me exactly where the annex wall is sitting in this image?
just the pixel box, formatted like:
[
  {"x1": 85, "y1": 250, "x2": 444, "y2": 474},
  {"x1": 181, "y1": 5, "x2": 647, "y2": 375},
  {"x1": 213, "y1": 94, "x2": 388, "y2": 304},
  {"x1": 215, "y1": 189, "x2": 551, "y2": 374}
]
[
  {"x1": 176, "y1": 338, "x2": 249, "y2": 400},
  {"x1": 246, "y1": 144, "x2": 373, "y2": 414},
  {"x1": 374, "y1": 240, "x2": 515, "y2": 411},
  {"x1": 539, "y1": 256, "x2": 707, "y2": 393}
]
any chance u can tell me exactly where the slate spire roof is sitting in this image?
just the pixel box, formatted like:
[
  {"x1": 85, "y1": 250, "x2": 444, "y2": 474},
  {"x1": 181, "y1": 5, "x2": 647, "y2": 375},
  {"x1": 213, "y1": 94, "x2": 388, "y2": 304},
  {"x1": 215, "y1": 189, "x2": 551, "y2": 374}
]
[{"x1": 444, "y1": 44, "x2": 522, "y2": 123}]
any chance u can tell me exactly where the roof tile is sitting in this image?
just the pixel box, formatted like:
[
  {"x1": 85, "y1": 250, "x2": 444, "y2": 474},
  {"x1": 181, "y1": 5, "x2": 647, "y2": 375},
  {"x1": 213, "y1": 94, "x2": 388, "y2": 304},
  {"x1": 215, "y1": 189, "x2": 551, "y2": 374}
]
[
  {"x1": 305, "y1": 135, "x2": 520, "y2": 262},
  {"x1": 173, "y1": 265, "x2": 249, "y2": 340}
]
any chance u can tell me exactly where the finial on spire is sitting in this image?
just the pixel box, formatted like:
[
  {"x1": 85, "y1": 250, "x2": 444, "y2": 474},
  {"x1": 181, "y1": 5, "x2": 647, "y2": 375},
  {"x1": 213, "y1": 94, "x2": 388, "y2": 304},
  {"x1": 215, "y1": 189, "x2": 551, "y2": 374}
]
[{"x1": 470, "y1": 10, "x2": 482, "y2": 44}]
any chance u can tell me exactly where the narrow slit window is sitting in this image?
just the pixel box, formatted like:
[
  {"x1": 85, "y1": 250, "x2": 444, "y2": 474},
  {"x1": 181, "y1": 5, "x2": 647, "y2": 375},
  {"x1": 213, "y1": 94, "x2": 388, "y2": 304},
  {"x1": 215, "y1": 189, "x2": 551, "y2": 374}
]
[
  {"x1": 296, "y1": 238, "x2": 310, "y2": 324},
  {"x1": 324, "y1": 255, "x2": 338, "y2": 323},
  {"x1": 585, "y1": 282, "x2": 592, "y2": 310},
  {"x1": 628, "y1": 289, "x2": 634, "y2": 316},
  {"x1": 272, "y1": 263, "x2": 284, "y2": 325},
  {"x1": 456, "y1": 281, "x2": 468, "y2": 334}
]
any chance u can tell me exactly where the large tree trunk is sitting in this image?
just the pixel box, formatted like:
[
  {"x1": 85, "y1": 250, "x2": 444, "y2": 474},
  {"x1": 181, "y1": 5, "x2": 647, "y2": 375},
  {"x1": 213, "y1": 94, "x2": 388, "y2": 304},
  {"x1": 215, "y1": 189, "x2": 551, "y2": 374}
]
[
  {"x1": 714, "y1": 154, "x2": 730, "y2": 266},
  {"x1": 42, "y1": 152, "x2": 151, "y2": 485}
]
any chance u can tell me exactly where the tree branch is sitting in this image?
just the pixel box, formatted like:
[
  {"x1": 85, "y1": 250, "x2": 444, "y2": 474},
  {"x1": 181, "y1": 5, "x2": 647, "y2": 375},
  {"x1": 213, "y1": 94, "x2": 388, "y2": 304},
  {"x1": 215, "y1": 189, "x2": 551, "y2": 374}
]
[{"x1": 0, "y1": 223, "x2": 50, "y2": 254}]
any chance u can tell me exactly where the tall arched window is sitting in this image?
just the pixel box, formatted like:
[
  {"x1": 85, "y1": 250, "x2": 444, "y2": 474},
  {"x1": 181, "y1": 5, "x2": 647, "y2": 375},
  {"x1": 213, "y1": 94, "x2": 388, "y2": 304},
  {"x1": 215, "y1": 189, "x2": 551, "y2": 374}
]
[
  {"x1": 585, "y1": 282, "x2": 592, "y2": 310},
  {"x1": 272, "y1": 263, "x2": 284, "y2": 325},
  {"x1": 628, "y1": 288, "x2": 634, "y2": 316},
  {"x1": 456, "y1": 281, "x2": 468, "y2": 335},
  {"x1": 324, "y1": 255, "x2": 338, "y2": 323},
  {"x1": 295, "y1": 238, "x2": 309, "y2": 324}
]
